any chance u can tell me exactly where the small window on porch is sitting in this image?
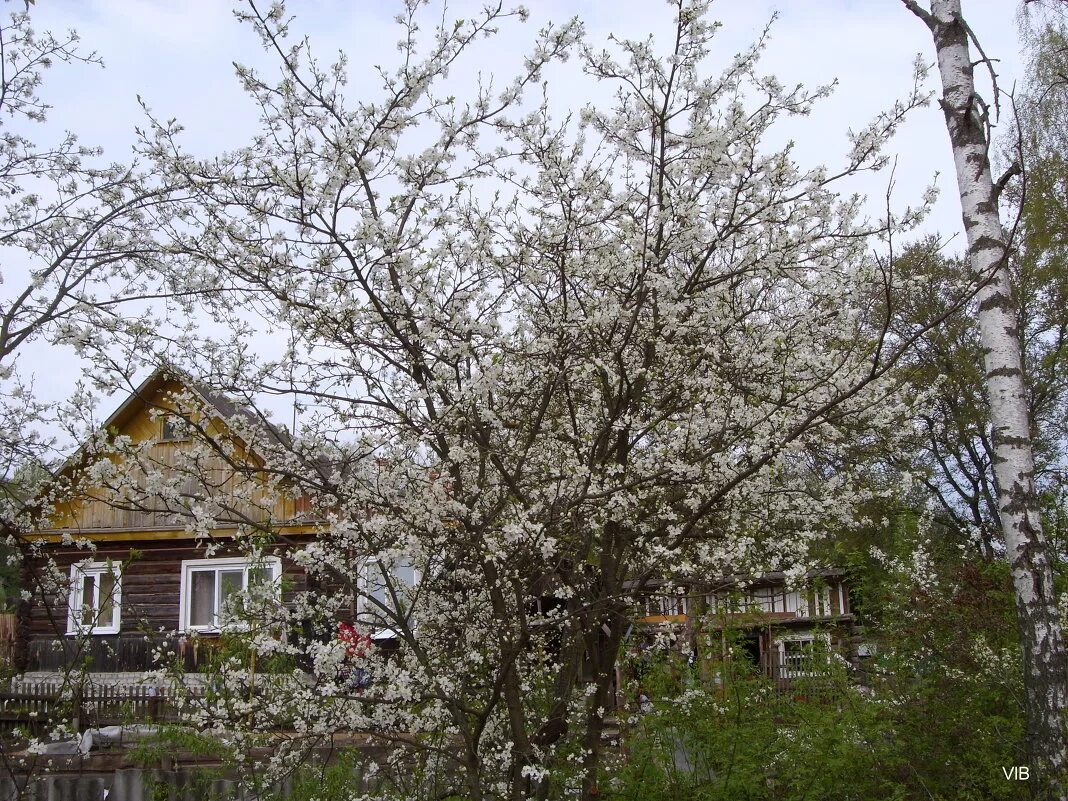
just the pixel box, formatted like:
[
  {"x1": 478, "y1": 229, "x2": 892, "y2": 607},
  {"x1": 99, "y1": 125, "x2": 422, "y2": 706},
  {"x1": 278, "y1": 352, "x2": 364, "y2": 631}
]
[
  {"x1": 67, "y1": 561, "x2": 122, "y2": 635},
  {"x1": 777, "y1": 634, "x2": 830, "y2": 679}
]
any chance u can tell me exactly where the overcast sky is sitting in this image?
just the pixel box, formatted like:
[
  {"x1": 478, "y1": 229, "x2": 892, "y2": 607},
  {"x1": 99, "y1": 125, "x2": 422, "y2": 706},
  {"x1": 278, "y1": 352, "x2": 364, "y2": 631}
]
[{"x1": 11, "y1": 0, "x2": 1030, "y2": 440}]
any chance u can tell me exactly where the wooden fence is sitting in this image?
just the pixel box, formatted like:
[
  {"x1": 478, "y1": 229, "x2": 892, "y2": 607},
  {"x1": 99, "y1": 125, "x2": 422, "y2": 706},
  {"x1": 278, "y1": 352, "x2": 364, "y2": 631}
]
[{"x1": 0, "y1": 680, "x2": 203, "y2": 736}]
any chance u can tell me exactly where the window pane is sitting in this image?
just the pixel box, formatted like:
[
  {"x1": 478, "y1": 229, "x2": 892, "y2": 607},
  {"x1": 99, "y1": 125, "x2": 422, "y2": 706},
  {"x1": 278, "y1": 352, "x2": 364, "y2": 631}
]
[
  {"x1": 816, "y1": 588, "x2": 830, "y2": 616},
  {"x1": 98, "y1": 571, "x2": 116, "y2": 626},
  {"x1": 248, "y1": 566, "x2": 272, "y2": 588},
  {"x1": 161, "y1": 418, "x2": 181, "y2": 440},
  {"x1": 783, "y1": 639, "x2": 815, "y2": 672},
  {"x1": 754, "y1": 587, "x2": 774, "y2": 612},
  {"x1": 393, "y1": 563, "x2": 416, "y2": 588},
  {"x1": 394, "y1": 561, "x2": 416, "y2": 616},
  {"x1": 784, "y1": 590, "x2": 802, "y2": 614},
  {"x1": 362, "y1": 559, "x2": 419, "y2": 630},
  {"x1": 366, "y1": 562, "x2": 388, "y2": 619},
  {"x1": 218, "y1": 569, "x2": 244, "y2": 624},
  {"x1": 190, "y1": 570, "x2": 216, "y2": 627},
  {"x1": 80, "y1": 574, "x2": 97, "y2": 626}
]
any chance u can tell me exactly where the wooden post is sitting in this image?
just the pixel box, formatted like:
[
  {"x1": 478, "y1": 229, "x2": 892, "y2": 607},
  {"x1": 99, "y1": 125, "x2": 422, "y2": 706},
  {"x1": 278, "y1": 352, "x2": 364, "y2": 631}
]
[
  {"x1": 71, "y1": 684, "x2": 82, "y2": 733},
  {"x1": 148, "y1": 686, "x2": 160, "y2": 722}
]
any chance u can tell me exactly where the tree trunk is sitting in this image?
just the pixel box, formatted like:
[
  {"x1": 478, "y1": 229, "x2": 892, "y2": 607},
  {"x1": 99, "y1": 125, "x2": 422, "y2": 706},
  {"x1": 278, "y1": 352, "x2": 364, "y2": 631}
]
[
  {"x1": 907, "y1": 0, "x2": 1068, "y2": 793},
  {"x1": 580, "y1": 623, "x2": 622, "y2": 801}
]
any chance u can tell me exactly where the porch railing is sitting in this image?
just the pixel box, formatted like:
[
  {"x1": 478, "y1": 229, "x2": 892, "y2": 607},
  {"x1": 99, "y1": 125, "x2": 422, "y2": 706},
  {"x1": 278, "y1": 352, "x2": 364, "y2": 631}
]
[{"x1": 25, "y1": 634, "x2": 222, "y2": 673}]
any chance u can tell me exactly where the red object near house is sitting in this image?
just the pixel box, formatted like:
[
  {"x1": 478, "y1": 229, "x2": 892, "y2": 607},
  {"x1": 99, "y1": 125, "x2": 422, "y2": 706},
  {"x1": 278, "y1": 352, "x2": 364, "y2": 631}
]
[{"x1": 337, "y1": 622, "x2": 371, "y2": 659}]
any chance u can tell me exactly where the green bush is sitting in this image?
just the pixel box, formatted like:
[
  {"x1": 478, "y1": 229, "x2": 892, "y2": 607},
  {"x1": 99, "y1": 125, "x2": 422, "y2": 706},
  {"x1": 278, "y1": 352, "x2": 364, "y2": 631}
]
[{"x1": 609, "y1": 530, "x2": 1032, "y2": 800}]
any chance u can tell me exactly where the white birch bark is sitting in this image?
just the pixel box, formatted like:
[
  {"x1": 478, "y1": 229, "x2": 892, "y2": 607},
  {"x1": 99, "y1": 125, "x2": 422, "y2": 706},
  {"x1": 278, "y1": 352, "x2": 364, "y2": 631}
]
[{"x1": 907, "y1": 0, "x2": 1068, "y2": 792}]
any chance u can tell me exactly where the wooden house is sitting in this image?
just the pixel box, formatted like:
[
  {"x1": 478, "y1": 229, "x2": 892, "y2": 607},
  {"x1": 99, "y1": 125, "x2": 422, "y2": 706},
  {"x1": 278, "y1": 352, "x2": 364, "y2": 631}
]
[
  {"x1": 630, "y1": 570, "x2": 862, "y2": 689},
  {"x1": 16, "y1": 368, "x2": 865, "y2": 698},
  {"x1": 18, "y1": 368, "x2": 323, "y2": 677}
]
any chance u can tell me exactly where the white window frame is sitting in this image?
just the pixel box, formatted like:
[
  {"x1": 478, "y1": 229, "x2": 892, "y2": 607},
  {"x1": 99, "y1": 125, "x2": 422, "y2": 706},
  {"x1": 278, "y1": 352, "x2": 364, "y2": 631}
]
[
  {"x1": 357, "y1": 557, "x2": 420, "y2": 640},
  {"x1": 811, "y1": 585, "x2": 832, "y2": 617},
  {"x1": 178, "y1": 556, "x2": 281, "y2": 633},
  {"x1": 67, "y1": 560, "x2": 122, "y2": 635}
]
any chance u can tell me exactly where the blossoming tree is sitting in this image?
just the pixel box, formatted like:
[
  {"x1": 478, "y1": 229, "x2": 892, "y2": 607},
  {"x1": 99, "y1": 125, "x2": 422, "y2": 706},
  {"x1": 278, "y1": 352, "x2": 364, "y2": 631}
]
[
  {"x1": 0, "y1": 8, "x2": 191, "y2": 528},
  {"x1": 87, "y1": 0, "x2": 961, "y2": 797}
]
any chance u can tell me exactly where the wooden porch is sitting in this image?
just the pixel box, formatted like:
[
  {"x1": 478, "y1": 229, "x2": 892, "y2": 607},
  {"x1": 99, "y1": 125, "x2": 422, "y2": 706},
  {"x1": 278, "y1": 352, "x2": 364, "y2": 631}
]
[{"x1": 24, "y1": 634, "x2": 226, "y2": 674}]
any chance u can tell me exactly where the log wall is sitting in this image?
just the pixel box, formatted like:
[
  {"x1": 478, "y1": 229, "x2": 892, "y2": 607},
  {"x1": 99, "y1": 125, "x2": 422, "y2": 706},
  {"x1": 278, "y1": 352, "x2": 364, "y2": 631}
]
[{"x1": 21, "y1": 539, "x2": 315, "y2": 673}]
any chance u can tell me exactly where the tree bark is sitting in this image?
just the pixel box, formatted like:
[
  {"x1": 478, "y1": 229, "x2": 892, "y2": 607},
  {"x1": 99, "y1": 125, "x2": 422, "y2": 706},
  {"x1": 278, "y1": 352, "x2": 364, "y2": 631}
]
[{"x1": 907, "y1": 0, "x2": 1068, "y2": 793}]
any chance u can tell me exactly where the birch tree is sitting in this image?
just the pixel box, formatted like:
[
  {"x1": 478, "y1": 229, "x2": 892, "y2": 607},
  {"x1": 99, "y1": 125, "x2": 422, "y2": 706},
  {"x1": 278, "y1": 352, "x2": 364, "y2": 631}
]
[
  {"x1": 904, "y1": 0, "x2": 1068, "y2": 791},
  {"x1": 889, "y1": 240, "x2": 1068, "y2": 559}
]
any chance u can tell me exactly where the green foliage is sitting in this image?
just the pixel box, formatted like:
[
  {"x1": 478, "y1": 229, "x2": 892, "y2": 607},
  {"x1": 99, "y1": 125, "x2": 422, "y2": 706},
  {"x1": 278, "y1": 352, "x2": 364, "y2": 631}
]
[
  {"x1": 0, "y1": 462, "x2": 51, "y2": 611},
  {"x1": 1014, "y1": 20, "x2": 1068, "y2": 260},
  {"x1": 0, "y1": 543, "x2": 17, "y2": 613},
  {"x1": 609, "y1": 516, "x2": 1032, "y2": 801},
  {"x1": 127, "y1": 724, "x2": 233, "y2": 767},
  {"x1": 125, "y1": 726, "x2": 233, "y2": 801},
  {"x1": 612, "y1": 648, "x2": 874, "y2": 801},
  {"x1": 128, "y1": 726, "x2": 371, "y2": 801},
  {"x1": 273, "y1": 750, "x2": 370, "y2": 801},
  {"x1": 205, "y1": 629, "x2": 298, "y2": 676}
]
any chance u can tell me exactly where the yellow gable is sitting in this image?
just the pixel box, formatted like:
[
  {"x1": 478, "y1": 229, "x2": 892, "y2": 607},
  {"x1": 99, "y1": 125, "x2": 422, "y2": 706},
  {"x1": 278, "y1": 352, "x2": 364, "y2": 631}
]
[{"x1": 39, "y1": 372, "x2": 311, "y2": 541}]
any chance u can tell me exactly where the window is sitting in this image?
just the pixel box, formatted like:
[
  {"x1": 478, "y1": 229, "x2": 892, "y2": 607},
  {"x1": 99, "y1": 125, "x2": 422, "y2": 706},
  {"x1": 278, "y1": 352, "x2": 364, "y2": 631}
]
[
  {"x1": 358, "y1": 558, "x2": 418, "y2": 640},
  {"x1": 160, "y1": 416, "x2": 185, "y2": 441},
  {"x1": 749, "y1": 586, "x2": 784, "y2": 613},
  {"x1": 67, "y1": 561, "x2": 122, "y2": 635},
  {"x1": 779, "y1": 636, "x2": 815, "y2": 678},
  {"x1": 811, "y1": 585, "x2": 832, "y2": 617},
  {"x1": 179, "y1": 556, "x2": 281, "y2": 633},
  {"x1": 777, "y1": 634, "x2": 830, "y2": 679},
  {"x1": 784, "y1": 590, "x2": 804, "y2": 615},
  {"x1": 644, "y1": 594, "x2": 688, "y2": 617},
  {"x1": 836, "y1": 582, "x2": 848, "y2": 616}
]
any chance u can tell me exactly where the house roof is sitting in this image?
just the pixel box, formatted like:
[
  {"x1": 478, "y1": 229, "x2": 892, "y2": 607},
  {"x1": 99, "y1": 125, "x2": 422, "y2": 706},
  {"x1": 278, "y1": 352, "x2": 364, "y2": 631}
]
[
  {"x1": 30, "y1": 367, "x2": 330, "y2": 541},
  {"x1": 42, "y1": 366, "x2": 308, "y2": 502},
  {"x1": 91, "y1": 366, "x2": 293, "y2": 454}
]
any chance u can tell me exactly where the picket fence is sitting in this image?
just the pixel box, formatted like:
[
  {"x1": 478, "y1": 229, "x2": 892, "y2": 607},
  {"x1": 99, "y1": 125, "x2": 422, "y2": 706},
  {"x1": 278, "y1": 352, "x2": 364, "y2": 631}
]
[{"x1": 0, "y1": 680, "x2": 203, "y2": 735}]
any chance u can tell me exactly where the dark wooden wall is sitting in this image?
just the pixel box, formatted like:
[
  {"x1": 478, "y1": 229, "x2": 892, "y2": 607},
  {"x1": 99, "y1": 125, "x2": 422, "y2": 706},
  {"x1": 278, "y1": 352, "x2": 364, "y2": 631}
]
[{"x1": 20, "y1": 538, "x2": 316, "y2": 672}]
